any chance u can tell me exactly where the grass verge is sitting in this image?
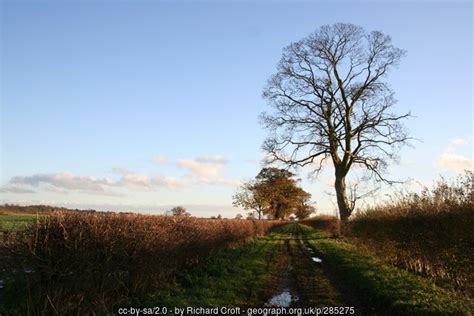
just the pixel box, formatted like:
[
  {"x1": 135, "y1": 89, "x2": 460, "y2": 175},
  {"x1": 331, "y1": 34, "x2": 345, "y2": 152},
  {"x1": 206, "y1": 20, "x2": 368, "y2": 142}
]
[
  {"x1": 300, "y1": 224, "x2": 474, "y2": 315},
  {"x1": 131, "y1": 228, "x2": 285, "y2": 311}
]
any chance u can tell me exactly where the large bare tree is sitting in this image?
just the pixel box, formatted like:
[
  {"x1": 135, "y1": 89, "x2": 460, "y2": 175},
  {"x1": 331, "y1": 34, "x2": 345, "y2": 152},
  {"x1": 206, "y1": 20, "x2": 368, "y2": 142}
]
[{"x1": 261, "y1": 23, "x2": 410, "y2": 221}]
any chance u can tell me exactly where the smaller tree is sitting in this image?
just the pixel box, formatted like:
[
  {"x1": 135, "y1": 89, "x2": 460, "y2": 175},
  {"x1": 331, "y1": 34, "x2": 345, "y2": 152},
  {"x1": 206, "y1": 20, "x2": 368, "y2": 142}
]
[
  {"x1": 235, "y1": 213, "x2": 243, "y2": 220},
  {"x1": 233, "y1": 167, "x2": 315, "y2": 220},
  {"x1": 256, "y1": 168, "x2": 311, "y2": 220},
  {"x1": 294, "y1": 190, "x2": 316, "y2": 219},
  {"x1": 169, "y1": 206, "x2": 190, "y2": 217},
  {"x1": 232, "y1": 180, "x2": 268, "y2": 220}
]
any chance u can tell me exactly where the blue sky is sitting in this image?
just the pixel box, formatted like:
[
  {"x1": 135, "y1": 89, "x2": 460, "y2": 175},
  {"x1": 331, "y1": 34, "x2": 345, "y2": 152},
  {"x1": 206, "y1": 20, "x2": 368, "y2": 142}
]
[{"x1": 1, "y1": 0, "x2": 472, "y2": 217}]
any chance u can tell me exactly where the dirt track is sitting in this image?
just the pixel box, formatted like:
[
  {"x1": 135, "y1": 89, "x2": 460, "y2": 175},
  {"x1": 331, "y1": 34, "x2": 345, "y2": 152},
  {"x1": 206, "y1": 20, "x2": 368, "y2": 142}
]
[{"x1": 264, "y1": 224, "x2": 361, "y2": 312}]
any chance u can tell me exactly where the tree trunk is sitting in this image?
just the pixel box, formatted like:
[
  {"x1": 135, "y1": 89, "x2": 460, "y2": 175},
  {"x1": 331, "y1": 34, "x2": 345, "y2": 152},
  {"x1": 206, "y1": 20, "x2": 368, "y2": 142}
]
[{"x1": 334, "y1": 173, "x2": 351, "y2": 222}]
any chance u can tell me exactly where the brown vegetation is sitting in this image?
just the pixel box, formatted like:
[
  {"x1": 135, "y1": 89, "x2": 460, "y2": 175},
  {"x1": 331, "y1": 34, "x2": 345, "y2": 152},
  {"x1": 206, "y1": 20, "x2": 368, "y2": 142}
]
[
  {"x1": 300, "y1": 172, "x2": 473, "y2": 297},
  {"x1": 2, "y1": 211, "x2": 284, "y2": 314},
  {"x1": 349, "y1": 171, "x2": 473, "y2": 296},
  {"x1": 301, "y1": 215, "x2": 341, "y2": 237}
]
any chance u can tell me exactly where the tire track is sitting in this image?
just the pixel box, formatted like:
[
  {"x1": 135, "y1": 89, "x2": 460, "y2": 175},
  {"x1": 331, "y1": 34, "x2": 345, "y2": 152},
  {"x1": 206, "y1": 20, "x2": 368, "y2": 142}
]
[
  {"x1": 288, "y1": 224, "x2": 348, "y2": 307},
  {"x1": 265, "y1": 223, "x2": 362, "y2": 313},
  {"x1": 293, "y1": 224, "x2": 364, "y2": 314}
]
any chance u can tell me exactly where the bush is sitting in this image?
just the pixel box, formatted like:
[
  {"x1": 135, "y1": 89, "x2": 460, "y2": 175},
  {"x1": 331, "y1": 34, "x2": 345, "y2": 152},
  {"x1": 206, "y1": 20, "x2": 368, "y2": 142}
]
[
  {"x1": 301, "y1": 215, "x2": 340, "y2": 237},
  {"x1": 349, "y1": 171, "x2": 474, "y2": 296},
  {"x1": 2, "y1": 211, "x2": 283, "y2": 314}
]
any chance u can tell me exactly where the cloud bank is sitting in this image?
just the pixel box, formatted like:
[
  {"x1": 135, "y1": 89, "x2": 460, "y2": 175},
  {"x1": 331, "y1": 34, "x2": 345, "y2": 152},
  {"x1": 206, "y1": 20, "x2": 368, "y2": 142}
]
[{"x1": 2, "y1": 154, "x2": 240, "y2": 196}]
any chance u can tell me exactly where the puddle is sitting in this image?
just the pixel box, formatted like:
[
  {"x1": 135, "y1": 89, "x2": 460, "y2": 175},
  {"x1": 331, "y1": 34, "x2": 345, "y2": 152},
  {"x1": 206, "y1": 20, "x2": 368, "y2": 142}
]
[
  {"x1": 267, "y1": 289, "x2": 298, "y2": 307},
  {"x1": 311, "y1": 257, "x2": 322, "y2": 263},
  {"x1": 24, "y1": 269, "x2": 34, "y2": 274},
  {"x1": 265, "y1": 238, "x2": 300, "y2": 308}
]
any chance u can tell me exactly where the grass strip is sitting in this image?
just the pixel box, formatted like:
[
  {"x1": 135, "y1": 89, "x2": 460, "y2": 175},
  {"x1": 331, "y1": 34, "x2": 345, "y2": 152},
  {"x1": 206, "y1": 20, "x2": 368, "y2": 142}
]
[
  {"x1": 129, "y1": 228, "x2": 286, "y2": 310},
  {"x1": 300, "y1": 224, "x2": 474, "y2": 315}
]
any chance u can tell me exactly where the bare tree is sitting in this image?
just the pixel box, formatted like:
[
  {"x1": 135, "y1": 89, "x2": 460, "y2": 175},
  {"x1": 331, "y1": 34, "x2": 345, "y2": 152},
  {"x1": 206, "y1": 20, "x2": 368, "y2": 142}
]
[{"x1": 261, "y1": 23, "x2": 410, "y2": 221}]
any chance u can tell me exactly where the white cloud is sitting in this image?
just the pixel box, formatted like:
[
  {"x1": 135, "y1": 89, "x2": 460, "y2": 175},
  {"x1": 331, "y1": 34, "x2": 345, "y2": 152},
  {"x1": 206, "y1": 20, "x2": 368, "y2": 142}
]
[
  {"x1": 151, "y1": 175, "x2": 185, "y2": 190},
  {"x1": 177, "y1": 156, "x2": 226, "y2": 178},
  {"x1": 7, "y1": 172, "x2": 122, "y2": 196},
  {"x1": 3, "y1": 154, "x2": 240, "y2": 196},
  {"x1": 0, "y1": 185, "x2": 37, "y2": 194},
  {"x1": 112, "y1": 167, "x2": 183, "y2": 190},
  {"x1": 436, "y1": 137, "x2": 473, "y2": 172},
  {"x1": 195, "y1": 155, "x2": 228, "y2": 164},
  {"x1": 49, "y1": 187, "x2": 70, "y2": 194},
  {"x1": 121, "y1": 173, "x2": 153, "y2": 191},
  {"x1": 437, "y1": 152, "x2": 474, "y2": 172},
  {"x1": 176, "y1": 155, "x2": 240, "y2": 186}
]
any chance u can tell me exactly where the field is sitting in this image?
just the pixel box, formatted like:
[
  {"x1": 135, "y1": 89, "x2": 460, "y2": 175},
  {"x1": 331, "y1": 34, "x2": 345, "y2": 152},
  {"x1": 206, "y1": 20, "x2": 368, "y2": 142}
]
[
  {"x1": 0, "y1": 175, "x2": 473, "y2": 316},
  {"x1": 0, "y1": 213, "x2": 38, "y2": 231}
]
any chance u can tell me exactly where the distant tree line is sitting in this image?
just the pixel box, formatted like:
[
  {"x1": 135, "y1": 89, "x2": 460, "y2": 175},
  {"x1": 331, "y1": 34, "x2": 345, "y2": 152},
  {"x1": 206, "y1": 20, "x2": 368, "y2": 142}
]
[{"x1": 0, "y1": 204, "x2": 80, "y2": 214}]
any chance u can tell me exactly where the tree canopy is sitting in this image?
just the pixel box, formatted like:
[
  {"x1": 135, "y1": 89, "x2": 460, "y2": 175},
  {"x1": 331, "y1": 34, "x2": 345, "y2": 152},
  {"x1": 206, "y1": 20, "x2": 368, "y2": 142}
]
[
  {"x1": 233, "y1": 167, "x2": 315, "y2": 220},
  {"x1": 261, "y1": 23, "x2": 410, "y2": 221},
  {"x1": 168, "y1": 206, "x2": 191, "y2": 217}
]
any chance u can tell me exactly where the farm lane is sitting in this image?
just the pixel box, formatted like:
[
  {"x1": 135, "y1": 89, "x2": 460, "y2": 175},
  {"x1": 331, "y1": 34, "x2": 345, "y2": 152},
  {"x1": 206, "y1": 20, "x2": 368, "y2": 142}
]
[
  {"x1": 2, "y1": 219, "x2": 471, "y2": 314},
  {"x1": 264, "y1": 224, "x2": 360, "y2": 312}
]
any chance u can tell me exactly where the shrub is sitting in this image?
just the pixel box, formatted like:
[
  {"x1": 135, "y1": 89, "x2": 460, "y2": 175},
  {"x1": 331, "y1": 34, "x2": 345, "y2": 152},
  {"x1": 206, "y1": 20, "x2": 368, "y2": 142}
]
[
  {"x1": 2, "y1": 211, "x2": 283, "y2": 314},
  {"x1": 301, "y1": 215, "x2": 340, "y2": 237},
  {"x1": 349, "y1": 171, "x2": 474, "y2": 296}
]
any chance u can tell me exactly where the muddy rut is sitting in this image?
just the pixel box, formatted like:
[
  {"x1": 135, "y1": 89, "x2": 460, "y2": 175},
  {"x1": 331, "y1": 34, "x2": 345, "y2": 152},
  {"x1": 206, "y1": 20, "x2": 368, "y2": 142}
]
[{"x1": 265, "y1": 224, "x2": 361, "y2": 311}]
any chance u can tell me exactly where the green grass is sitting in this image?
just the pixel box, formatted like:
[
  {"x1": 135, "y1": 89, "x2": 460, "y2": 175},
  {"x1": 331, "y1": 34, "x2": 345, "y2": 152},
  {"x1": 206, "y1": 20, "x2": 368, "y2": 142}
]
[
  {"x1": 300, "y1": 224, "x2": 474, "y2": 315},
  {"x1": 125, "y1": 228, "x2": 286, "y2": 311},
  {"x1": 0, "y1": 213, "x2": 38, "y2": 230}
]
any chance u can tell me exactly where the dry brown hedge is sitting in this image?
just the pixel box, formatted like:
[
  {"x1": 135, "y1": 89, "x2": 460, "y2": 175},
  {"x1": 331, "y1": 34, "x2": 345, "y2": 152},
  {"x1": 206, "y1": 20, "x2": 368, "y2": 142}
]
[
  {"x1": 300, "y1": 215, "x2": 341, "y2": 237},
  {"x1": 300, "y1": 173, "x2": 473, "y2": 298},
  {"x1": 3, "y1": 211, "x2": 284, "y2": 314},
  {"x1": 349, "y1": 172, "x2": 474, "y2": 297}
]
